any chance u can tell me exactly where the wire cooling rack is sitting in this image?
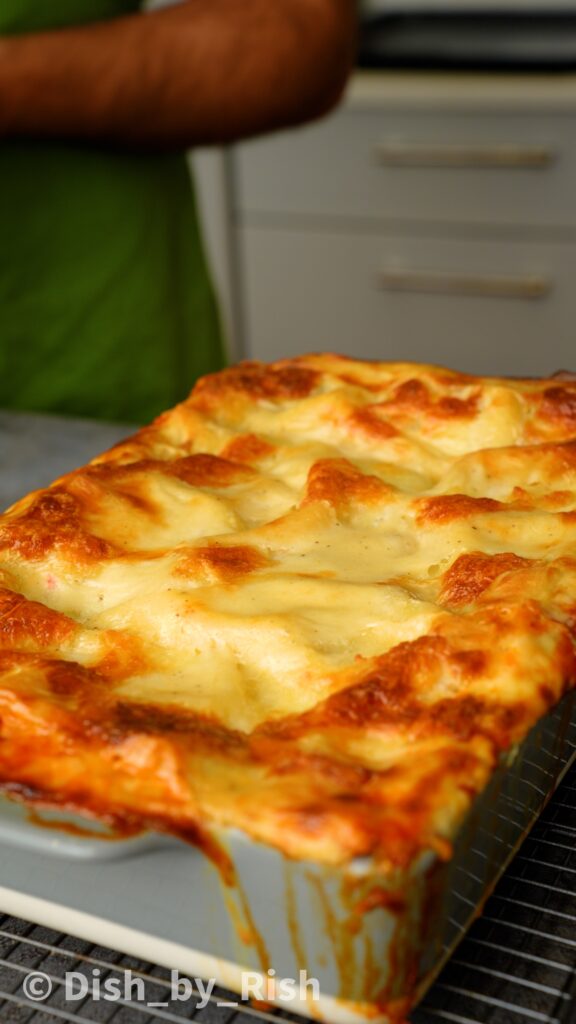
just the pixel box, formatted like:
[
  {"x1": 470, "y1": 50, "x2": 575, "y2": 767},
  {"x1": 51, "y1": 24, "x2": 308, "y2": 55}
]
[{"x1": 0, "y1": 757, "x2": 573, "y2": 1024}]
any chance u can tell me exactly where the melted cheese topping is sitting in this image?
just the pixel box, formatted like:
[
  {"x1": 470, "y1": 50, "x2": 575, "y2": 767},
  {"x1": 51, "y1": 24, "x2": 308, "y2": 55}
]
[{"x1": 0, "y1": 356, "x2": 575, "y2": 868}]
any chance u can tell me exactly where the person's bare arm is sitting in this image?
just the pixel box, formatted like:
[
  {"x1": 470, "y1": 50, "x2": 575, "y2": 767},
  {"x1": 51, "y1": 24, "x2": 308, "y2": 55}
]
[{"x1": 0, "y1": 0, "x2": 356, "y2": 148}]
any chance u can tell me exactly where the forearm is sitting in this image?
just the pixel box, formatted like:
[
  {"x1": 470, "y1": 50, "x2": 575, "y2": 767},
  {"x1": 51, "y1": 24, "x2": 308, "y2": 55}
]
[{"x1": 0, "y1": 0, "x2": 356, "y2": 148}]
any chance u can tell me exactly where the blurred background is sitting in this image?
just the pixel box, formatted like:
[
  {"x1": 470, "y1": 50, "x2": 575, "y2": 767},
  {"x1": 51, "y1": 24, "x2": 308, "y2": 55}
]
[{"x1": 194, "y1": 0, "x2": 576, "y2": 378}]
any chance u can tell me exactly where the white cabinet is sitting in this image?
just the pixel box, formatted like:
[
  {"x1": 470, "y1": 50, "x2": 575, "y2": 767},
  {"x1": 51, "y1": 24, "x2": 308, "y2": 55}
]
[
  {"x1": 229, "y1": 71, "x2": 576, "y2": 375},
  {"x1": 239, "y1": 228, "x2": 576, "y2": 375},
  {"x1": 235, "y1": 109, "x2": 575, "y2": 230}
]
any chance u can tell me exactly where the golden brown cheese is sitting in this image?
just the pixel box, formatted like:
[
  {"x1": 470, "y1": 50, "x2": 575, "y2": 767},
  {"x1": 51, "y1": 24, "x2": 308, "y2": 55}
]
[{"x1": 0, "y1": 355, "x2": 575, "y2": 869}]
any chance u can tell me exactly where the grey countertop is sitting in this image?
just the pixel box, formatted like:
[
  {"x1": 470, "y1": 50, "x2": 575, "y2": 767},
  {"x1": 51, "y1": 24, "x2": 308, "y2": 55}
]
[{"x1": 0, "y1": 411, "x2": 132, "y2": 511}]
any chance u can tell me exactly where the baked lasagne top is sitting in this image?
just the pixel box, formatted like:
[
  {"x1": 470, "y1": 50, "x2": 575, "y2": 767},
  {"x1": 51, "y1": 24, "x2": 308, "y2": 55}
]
[{"x1": 0, "y1": 355, "x2": 574, "y2": 868}]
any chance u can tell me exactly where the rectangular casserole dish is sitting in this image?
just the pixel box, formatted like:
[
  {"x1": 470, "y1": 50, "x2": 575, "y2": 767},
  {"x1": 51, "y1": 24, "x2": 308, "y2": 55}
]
[{"x1": 0, "y1": 356, "x2": 575, "y2": 1023}]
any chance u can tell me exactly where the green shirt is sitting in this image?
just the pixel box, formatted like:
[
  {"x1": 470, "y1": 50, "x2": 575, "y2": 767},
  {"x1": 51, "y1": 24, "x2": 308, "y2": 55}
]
[{"x1": 0, "y1": 0, "x2": 225, "y2": 423}]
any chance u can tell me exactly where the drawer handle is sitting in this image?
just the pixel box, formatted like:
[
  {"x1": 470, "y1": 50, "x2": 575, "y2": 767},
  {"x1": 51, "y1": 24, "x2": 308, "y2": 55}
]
[
  {"x1": 374, "y1": 142, "x2": 556, "y2": 169},
  {"x1": 378, "y1": 269, "x2": 552, "y2": 300}
]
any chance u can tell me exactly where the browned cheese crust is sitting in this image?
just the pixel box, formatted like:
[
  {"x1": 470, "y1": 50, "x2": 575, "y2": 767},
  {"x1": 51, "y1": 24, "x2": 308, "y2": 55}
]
[{"x1": 0, "y1": 356, "x2": 575, "y2": 868}]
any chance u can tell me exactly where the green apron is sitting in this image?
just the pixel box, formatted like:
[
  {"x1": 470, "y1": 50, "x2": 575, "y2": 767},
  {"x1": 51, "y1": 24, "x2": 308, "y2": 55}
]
[{"x1": 0, "y1": 0, "x2": 225, "y2": 423}]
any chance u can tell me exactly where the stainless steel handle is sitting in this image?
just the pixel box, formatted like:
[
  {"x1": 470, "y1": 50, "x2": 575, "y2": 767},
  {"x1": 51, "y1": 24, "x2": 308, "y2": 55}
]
[
  {"x1": 378, "y1": 269, "x2": 553, "y2": 300},
  {"x1": 374, "y1": 142, "x2": 556, "y2": 169}
]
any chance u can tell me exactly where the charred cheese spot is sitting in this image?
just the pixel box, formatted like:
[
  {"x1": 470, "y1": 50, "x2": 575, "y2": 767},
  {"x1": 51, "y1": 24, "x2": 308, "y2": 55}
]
[
  {"x1": 313, "y1": 673, "x2": 418, "y2": 731},
  {"x1": 511, "y1": 487, "x2": 575, "y2": 510},
  {"x1": 46, "y1": 660, "x2": 109, "y2": 701},
  {"x1": 540, "y1": 385, "x2": 576, "y2": 431},
  {"x1": 111, "y1": 701, "x2": 247, "y2": 751},
  {"x1": 174, "y1": 543, "x2": 270, "y2": 583},
  {"x1": 391, "y1": 379, "x2": 429, "y2": 408},
  {"x1": 93, "y1": 639, "x2": 148, "y2": 683},
  {"x1": 68, "y1": 472, "x2": 162, "y2": 521},
  {"x1": 0, "y1": 589, "x2": 77, "y2": 650},
  {"x1": 424, "y1": 694, "x2": 524, "y2": 746},
  {"x1": 220, "y1": 434, "x2": 276, "y2": 464},
  {"x1": 417, "y1": 494, "x2": 503, "y2": 524},
  {"x1": 437, "y1": 396, "x2": 480, "y2": 418},
  {"x1": 86, "y1": 455, "x2": 253, "y2": 492},
  {"x1": 0, "y1": 490, "x2": 118, "y2": 563},
  {"x1": 250, "y1": 745, "x2": 373, "y2": 790},
  {"x1": 168, "y1": 453, "x2": 255, "y2": 488},
  {"x1": 440, "y1": 552, "x2": 531, "y2": 606},
  {"x1": 347, "y1": 406, "x2": 398, "y2": 440},
  {"x1": 325, "y1": 637, "x2": 452, "y2": 727},
  {"x1": 387, "y1": 379, "x2": 479, "y2": 419},
  {"x1": 304, "y1": 459, "x2": 391, "y2": 508},
  {"x1": 193, "y1": 361, "x2": 319, "y2": 406}
]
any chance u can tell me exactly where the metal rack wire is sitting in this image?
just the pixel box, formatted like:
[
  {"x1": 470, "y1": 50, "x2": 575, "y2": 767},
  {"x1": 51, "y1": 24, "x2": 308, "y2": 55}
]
[{"x1": 0, "y1": 755, "x2": 573, "y2": 1024}]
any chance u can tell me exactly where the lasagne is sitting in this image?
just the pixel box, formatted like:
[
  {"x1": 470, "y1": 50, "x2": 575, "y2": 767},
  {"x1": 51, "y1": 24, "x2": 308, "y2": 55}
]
[{"x1": 0, "y1": 355, "x2": 574, "y2": 869}]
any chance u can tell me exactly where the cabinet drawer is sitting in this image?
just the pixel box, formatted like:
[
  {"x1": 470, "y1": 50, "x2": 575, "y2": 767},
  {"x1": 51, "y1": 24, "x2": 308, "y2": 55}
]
[
  {"x1": 239, "y1": 227, "x2": 576, "y2": 376},
  {"x1": 235, "y1": 108, "x2": 576, "y2": 229}
]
